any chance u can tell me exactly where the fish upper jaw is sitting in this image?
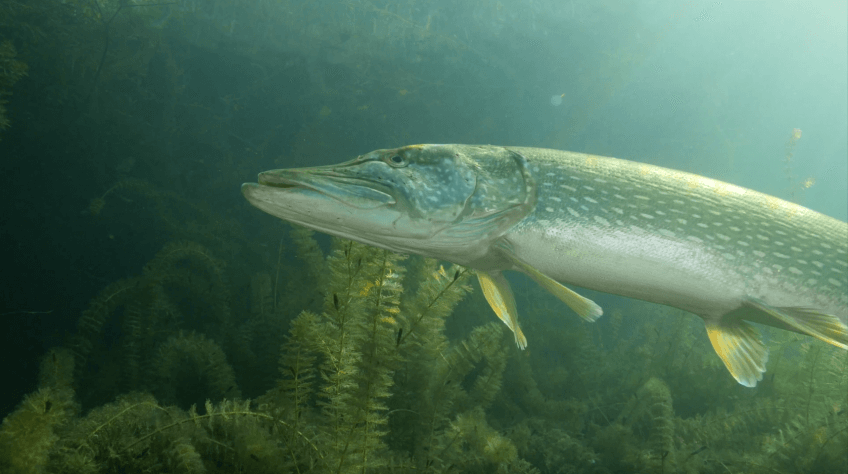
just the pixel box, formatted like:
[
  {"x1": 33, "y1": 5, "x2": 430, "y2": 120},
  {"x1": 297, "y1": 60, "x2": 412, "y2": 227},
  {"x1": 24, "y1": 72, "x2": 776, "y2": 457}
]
[{"x1": 255, "y1": 168, "x2": 396, "y2": 209}]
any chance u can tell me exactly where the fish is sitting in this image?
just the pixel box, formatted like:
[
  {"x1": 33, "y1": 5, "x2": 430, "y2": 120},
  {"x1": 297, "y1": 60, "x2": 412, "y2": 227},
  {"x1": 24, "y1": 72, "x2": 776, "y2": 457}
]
[{"x1": 242, "y1": 144, "x2": 848, "y2": 387}]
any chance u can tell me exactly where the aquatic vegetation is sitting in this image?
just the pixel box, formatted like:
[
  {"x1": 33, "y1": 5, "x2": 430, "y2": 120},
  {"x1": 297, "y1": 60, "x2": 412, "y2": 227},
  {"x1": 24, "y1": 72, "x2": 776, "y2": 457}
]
[
  {"x1": 0, "y1": 39, "x2": 28, "y2": 138},
  {"x1": 0, "y1": 231, "x2": 845, "y2": 473}
]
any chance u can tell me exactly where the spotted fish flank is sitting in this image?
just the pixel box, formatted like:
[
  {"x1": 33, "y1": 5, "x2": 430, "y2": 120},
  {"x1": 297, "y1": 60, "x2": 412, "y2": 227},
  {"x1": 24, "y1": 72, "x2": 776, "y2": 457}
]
[{"x1": 242, "y1": 144, "x2": 848, "y2": 387}]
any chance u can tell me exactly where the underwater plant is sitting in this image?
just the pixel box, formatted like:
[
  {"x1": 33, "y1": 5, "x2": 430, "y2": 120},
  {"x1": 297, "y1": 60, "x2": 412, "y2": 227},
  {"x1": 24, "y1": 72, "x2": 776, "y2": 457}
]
[
  {"x1": 0, "y1": 232, "x2": 544, "y2": 473},
  {"x1": 1, "y1": 230, "x2": 845, "y2": 473},
  {"x1": 0, "y1": 39, "x2": 28, "y2": 138}
]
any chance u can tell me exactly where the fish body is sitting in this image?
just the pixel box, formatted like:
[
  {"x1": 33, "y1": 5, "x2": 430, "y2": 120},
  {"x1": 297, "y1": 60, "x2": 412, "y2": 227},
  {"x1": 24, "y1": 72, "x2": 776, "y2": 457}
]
[
  {"x1": 242, "y1": 144, "x2": 848, "y2": 386},
  {"x1": 505, "y1": 146, "x2": 847, "y2": 330}
]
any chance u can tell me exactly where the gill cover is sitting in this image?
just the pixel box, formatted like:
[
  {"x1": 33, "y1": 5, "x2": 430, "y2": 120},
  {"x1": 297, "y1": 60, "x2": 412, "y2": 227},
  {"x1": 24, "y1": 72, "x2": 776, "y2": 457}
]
[{"x1": 412, "y1": 144, "x2": 538, "y2": 246}]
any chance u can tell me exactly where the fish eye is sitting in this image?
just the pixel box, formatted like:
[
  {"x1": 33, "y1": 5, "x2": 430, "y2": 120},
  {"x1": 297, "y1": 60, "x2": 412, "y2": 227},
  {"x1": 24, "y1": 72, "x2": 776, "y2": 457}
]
[{"x1": 385, "y1": 154, "x2": 407, "y2": 167}]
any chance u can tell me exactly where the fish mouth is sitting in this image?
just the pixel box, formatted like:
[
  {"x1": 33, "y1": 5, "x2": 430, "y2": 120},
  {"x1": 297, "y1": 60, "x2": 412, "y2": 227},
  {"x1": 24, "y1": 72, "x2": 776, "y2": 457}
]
[{"x1": 255, "y1": 169, "x2": 396, "y2": 208}]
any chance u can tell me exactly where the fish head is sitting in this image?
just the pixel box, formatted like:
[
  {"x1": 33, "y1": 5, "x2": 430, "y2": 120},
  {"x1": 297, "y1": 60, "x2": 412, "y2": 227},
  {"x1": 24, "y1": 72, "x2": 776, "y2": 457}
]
[{"x1": 242, "y1": 144, "x2": 536, "y2": 263}]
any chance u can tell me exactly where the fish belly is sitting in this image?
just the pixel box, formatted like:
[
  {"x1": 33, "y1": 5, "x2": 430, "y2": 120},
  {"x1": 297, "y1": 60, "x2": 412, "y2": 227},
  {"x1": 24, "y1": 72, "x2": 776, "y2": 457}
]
[{"x1": 507, "y1": 224, "x2": 743, "y2": 318}]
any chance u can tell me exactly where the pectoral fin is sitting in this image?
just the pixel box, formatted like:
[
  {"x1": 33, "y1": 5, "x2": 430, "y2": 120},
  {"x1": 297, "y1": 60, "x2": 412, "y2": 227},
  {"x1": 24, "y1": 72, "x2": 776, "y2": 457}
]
[
  {"x1": 496, "y1": 243, "x2": 603, "y2": 322},
  {"x1": 705, "y1": 320, "x2": 768, "y2": 388},
  {"x1": 477, "y1": 271, "x2": 527, "y2": 349}
]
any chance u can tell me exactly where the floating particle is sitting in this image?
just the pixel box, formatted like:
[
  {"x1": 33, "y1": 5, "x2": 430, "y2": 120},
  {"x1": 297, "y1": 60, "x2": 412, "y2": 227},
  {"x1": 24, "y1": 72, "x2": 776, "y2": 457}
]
[{"x1": 550, "y1": 94, "x2": 564, "y2": 106}]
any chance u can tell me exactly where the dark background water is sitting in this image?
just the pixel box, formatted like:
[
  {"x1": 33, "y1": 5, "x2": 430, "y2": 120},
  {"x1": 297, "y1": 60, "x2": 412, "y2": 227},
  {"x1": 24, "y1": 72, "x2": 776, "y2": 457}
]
[{"x1": 0, "y1": 0, "x2": 845, "y2": 421}]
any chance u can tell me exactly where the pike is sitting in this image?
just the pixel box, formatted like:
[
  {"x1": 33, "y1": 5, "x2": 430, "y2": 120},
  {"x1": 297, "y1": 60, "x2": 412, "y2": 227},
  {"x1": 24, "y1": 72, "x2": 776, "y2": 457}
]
[{"x1": 242, "y1": 145, "x2": 848, "y2": 387}]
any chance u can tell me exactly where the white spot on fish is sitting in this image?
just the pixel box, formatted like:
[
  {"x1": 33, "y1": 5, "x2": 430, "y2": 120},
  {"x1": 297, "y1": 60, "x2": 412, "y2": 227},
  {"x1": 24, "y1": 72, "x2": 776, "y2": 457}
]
[
  {"x1": 567, "y1": 207, "x2": 580, "y2": 217},
  {"x1": 583, "y1": 186, "x2": 595, "y2": 191},
  {"x1": 692, "y1": 214, "x2": 701, "y2": 218},
  {"x1": 821, "y1": 243, "x2": 832, "y2": 249},
  {"x1": 640, "y1": 213, "x2": 654, "y2": 219},
  {"x1": 545, "y1": 207, "x2": 554, "y2": 212},
  {"x1": 807, "y1": 278, "x2": 817, "y2": 285},
  {"x1": 594, "y1": 216, "x2": 610, "y2": 225},
  {"x1": 812, "y1": 261, "x2": 824, "y2": 268},
  {"x1": 584, "y1": 197, "x2": 598, "y2": 204},
  {"x1": 687, "y1": 235, "x2": 703, "y2": 243},
  {"x1": 774, "y1": 241, "x2": 784, "y2": 246},
  {"x1": 788, "y1": 267, "x2": 802, "y2": 275},
  {"x1": 775, "y1": 230, "x2": 787, "y2": 236},
  {"x1": 722, "y1": 252, "x2": 735, "y2": 260},
  {"x1": 774, "y1": 252, "x2": 789, "y2": 259},
  {"x1": 753, "y1": 250, "x2": 766, "y2": 258},
  {"x1": 790, "y1": 246, "x2": 802, "y2": 252},
  {"x1": 828, "y1": 278, "x2": 842, "y2": 287},
  {"x1": 812, "y1": 249, "x2": 823, "y2": 255},
  {"x1": 709, "y1": 210, "x2": 721, "y2": 215},
  {"x1": 730, "y1": 226, "x2": 741, "y2": 232},
  {"x1": 570, "y1": 175, "x2": 581, "y2": 180},
  {"x1": 634, "y1": 195, "x2": 650, "y2": 200},
  {"x1": 717, "y1": 233, "x2": 730, "y2": 241},
  {"x1": 550, "y1": 197, "x2": 562, "y2": 202},
  {"x1": 655, "y1": 210, "x2": 666, "y2": 216},
  {"x1": 757, "y1": 235, "x2": 769, "y2": 241},
  {"x1": 594, "y1": 178, "x2": 607, "y2": 183},
  {"x1": 561, "y1": 184, "x2": 577, "y2": 192},
  {"x1": 697, "y1": 223, "x2": 708, "y2": 228},
  {"x1": 678, "y1": 218, "x2": 688, "y2": 225},
  {"x1": 614, "y1": 194, "x2": 626, "y2": 199},
  {"x1": 673, "y1": 200, "x2": 685, "y2": 205},
  {"x1": 659, "y1": 229, "x2": 676, "y2": 237},
  {"x1": 737, "y1": 241, "x2": 749, "y2": 246},
  {"x1": 611, "y1": 207, "x2": 624, "y2": 214},
  {"x1": 543, "y1": 182, "x2": 553, "y2": 186}
]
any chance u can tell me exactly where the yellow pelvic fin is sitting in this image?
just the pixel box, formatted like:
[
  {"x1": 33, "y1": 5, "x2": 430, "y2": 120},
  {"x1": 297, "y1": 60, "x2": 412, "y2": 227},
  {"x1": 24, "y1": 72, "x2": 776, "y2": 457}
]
[
  {"x1": 477, "y1": 271, "x2": 527, "y2": 349},
  {"x1": 499, "y1": 247, "x2": 602, "y2": 322},
  {"x1": 705, "y1": 320, "x2": 768, "y2": 388},
  {"x1": 742, "y1": 299, "x2": 848, "y2": 350}
]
